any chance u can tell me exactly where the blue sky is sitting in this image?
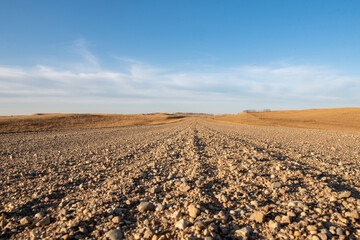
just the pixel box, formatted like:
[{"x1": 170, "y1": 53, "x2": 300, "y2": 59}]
[{"x1": 1, "y1": 1, "x2": 360, "y2": 115}]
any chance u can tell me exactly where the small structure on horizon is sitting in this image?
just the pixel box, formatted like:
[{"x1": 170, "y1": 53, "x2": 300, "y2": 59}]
[{"x1": 243, "y1": 109, "x2": 257, "y2": 113}]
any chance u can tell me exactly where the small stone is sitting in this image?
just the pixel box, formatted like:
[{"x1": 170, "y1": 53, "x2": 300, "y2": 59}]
[
  {"x1": 34, "y1": 212, "x2": 45, "y2": 219},
  {"x1": 250, "y1": 211, "x2": 265, "y2": 223},
  {"x1": 288, "y1": 201, "x2": 307, "y2": 208},
  {"x1": 281, "y1": 215, "x2": 291, "y2": 224},
  {"x1": 36, "y1": 215, "x2": 50, "y2": 227},
  {"x1": 235, "y1": 227, "x2": 252, "y2": 237},
  {"x1": 30, "y1": 230, "x2": 40, "y2": 240},
  {"x1": 79, "y1": 226, "x2": 87, "y2": 233},
  {"x1": 345, "y1": 210, "x2": 359, "y2": 219},
  {"x1": 20, "y1": 216, "x2": 31, "y2": 225},
  {"x1": 143, "y1": 228, "x2": 153, "y2": 239},
  {"x1": 150, "y1": 186, "x2": 162, "y2": 193},
  {"x1": 270, "y1": 182, "x2": 282, "y2": 188},
  {"x1": 318, "y1": 233, "x2": 328, "y2": 240},
  {"x1": 112, "y1": 216, "x2": 121, "y2": 223},
  {"x1": 312, "y1": 235, "x2": 320, "y2": 240},
  {"x1": 179, "y1": 183, "x2": 191, "y2": 192},
  {"x1": 329, "y1": 196, "x2": 337, "y2": 202},
  {"x1": 155, "y1": 203, "x2": 164, "y2": 212},
  {"x1": 171, "y1": 210, "x2": 181, "y2": 219},
  {"x1": 138, "y1": 202, "x2": 155, "y2": 212},
  {"x1": 59, "y1": 209, "x2": 68, "y2": 216},
  {"x1": 336, "y1": 228, "x2": 344, "y2": 236},
  {"x1": 219, "y1": 194, "x2": 228, "y2": 202},
  {"x1": 104, "y1": 229, "x2": 123, "y2": 240},
  {"x1": 339, "y1": 191, "x2": 351, "y2": 199},
  {"x1": 188, "y1": 204, "x2": 200, "y2": 218},
  {"x1": 175, "y1": 219, "x2": 188, "y2": 230},
  {"x1": 307, "y1": 225, "x2": 317, "y2": 232},
  {"x1": 268, "y1": 220, "x2": 279, "y2": 231}
]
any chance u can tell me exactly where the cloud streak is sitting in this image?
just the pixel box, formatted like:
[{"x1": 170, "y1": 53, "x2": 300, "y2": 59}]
[{"x1": 0, "y1": 42, "x2": 359, "y2": 114}]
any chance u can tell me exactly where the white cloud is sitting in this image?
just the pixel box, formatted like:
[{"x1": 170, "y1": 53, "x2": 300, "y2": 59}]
[
  {"x1": 73, "y1": 38, "x2": 100, "y2": 70},
  {"x1": 0, "y1": 42, "x2": 359, "y2": 114},
  {"x1": 0, "y1": 61, "x2": 358, "y2": 102}
]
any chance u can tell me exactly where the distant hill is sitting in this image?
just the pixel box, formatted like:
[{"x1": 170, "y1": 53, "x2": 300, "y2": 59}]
[
  {"x1": 0, "y1": 113, "x2": 187, "y2": 133},
  {"x1": 211, "y1": 108, "x2": 360, "y2": 132}
]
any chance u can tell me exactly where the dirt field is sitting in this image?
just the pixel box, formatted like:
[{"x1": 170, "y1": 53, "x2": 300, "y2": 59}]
[
  {"x1": 0, "y1": 113, "x2": 187, "y2": 133},
  {"x1": 1, "y1": 117, "x2": 359, "y2": 239},
  {"x1": 212, "y1": 108, "x2": 360, "y2": 132}
]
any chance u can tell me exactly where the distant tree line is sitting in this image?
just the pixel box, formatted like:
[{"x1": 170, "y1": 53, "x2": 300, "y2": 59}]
[{"x1": 243, "y1": 109, "x2": 271, "y2": 113}]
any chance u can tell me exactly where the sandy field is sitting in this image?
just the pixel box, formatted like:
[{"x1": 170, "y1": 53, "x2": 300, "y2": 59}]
[{"x1": 1, "y1": 116, "x2": 360, "y2": 239}]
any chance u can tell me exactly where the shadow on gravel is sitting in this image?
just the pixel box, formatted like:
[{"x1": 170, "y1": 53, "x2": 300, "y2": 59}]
[
  {"x1": 0, "y1": 190, "x2": 65, "y2": 239},
  {"x1": 323, "y1": 174, "x2": 360, "y2": 199}
]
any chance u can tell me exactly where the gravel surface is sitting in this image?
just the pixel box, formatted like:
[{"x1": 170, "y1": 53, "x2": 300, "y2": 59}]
[{"x1": 1, "y1": 118, "x2": 360, "y2": 239}]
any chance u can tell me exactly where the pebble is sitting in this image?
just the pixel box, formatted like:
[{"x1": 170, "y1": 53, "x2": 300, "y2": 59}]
[
  {"x1": 281, "y1": 215, "x2": 291, "y2": 224},
  {"x1": 271, "y1": 182, "x2": 282, "y2": 188},
  {"x1": 288, "y1": 201, "x2": 307, "y2": 208},
  {"x1": 175, "y1": 219, "x2": 188, "y2": 230},
  {"x1": 150, "y1": 186, "x2": 162, "y2": 193},
  {"x1": 318, "y1": 233, "x2": 328, "y2": 240},
  {"x1": 155, "y1": 203, "x2": 164, "y2": 212},
  {"x1": 345, "y1": 210, "x2": 360, "y2": 219},
  {"x1": 250, "y1": 211, "x2": 265, "y2": 223},
  {"x1": 143, "y1": 228, "x2": 153, "y2": 239},
  {"x1": 36, "y1": 215, "x2": 50, "y2": 227},
  {"x1": 235, "y1": 226, "x2": 252, "y2": 237},
  {"x1": 112, "y1": 216, "x2": 121, "y2": 223},
  {"x1": 138, "y1": 202, "x2": 155, "y2": 212},
  {"x1": 20, "y1": 216, "x2": 31, "y2": 225},
  {"x1": 104, "y1": 229, "x2": 123, "y2": 240},
  {"x1": 268, "y1": 220, "x2": 279, "y2": 231},
  {"x1": 339, "y1": 191, "x2": 351, "y2": 199},
  {"x1": 179, "y1": 183, "x2": 191, "y2": 192},
  {"x1": 188, "y1": 204, "x2": 200, "y2": 218}
]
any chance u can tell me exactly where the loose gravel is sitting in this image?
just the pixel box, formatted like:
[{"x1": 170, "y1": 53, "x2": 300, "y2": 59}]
[{"x1": 1, "y1": 118, "x2": 360, "y2": 239}]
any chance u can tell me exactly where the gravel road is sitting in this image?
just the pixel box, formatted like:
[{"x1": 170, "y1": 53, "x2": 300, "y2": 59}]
[{"x1": 1, "y1": 118, "x2": 360, "y2": 240}]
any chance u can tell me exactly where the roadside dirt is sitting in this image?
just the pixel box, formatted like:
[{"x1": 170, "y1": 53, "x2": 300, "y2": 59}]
[{"x1": 1, "y1": 118, "x2": 359, "y2": 239}]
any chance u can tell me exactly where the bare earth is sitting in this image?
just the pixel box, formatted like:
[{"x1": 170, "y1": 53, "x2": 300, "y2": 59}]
[
  {"x1": 0, "y1": 113, "x2": 187, "y2": 133},
  {"x1": 1, "y1": 118, "x2": 360, "y2": 239}
]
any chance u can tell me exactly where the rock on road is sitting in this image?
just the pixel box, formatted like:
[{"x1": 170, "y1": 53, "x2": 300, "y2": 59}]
[{"x1": 1, "y1": 118, "x2": 360, "y2": 239}]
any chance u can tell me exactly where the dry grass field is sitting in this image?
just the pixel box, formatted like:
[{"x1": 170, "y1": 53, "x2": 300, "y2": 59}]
[
  {"x1": 212, "y1": 108, "x2": 360, "y2": 132},
  {"x1": 1, "y1": 108, "x2": 359, "y2": 133},
  {"x1": 0, "y1": 113, "x2": 187, "y2": 133}
]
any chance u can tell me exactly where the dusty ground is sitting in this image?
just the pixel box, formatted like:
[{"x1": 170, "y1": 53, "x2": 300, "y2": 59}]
[
  {"x1": 1, "y1": 118, "x2": 360, "y2": 239},
  {"x1": 0, "y1": 113, "x2": 187, "y2": 133},
  {"x1": 212, "y1": 108, "x2": 360, "y2": 132}
]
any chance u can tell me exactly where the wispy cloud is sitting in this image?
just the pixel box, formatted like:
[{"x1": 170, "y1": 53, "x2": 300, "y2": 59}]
[
  {"x1": 0, "y1": 41, "x2": 359, "y2": 114},
  {"x1": 72, "y1": 38, "x2": 100, "y2": 70}
]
